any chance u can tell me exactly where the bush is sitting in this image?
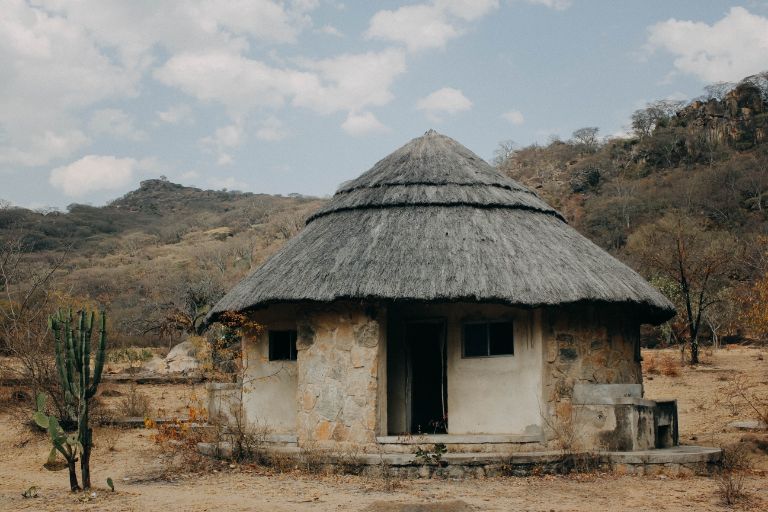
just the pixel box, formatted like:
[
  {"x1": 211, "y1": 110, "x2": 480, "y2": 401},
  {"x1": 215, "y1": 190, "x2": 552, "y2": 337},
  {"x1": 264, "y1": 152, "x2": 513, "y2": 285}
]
[{"x1": 118, "y1": 383, "x2": 151, "y2": 418}]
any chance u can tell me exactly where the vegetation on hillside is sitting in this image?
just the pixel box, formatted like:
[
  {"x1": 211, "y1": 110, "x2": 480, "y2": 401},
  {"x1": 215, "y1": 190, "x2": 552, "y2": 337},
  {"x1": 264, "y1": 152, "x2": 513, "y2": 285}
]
[
  {"x1": 498, "y1": 71, "x2": 768, "y2": 361},
  {"x1": 3, "y1": 73, "x2": 768, "y2": 363},
  {"x1": 1, "y1": 180, "x2": 325, "y2": 349}
]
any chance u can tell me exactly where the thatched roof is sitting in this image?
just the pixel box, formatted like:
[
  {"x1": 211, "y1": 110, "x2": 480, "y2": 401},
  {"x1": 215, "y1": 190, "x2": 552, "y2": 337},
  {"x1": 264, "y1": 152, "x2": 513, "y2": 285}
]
[{"x1": 209, "y1": 130, "x2": 674, "y2": 324}]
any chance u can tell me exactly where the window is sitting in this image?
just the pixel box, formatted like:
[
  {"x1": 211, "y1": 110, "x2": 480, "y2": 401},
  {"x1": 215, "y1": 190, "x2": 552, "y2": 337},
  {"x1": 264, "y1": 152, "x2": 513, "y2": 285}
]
[
  {"x1": 462, "y1": 321, "x2": 514, "y2": 357},
  {"x1": 268, "y1": 330, "x2": 297, "y2": 361}
]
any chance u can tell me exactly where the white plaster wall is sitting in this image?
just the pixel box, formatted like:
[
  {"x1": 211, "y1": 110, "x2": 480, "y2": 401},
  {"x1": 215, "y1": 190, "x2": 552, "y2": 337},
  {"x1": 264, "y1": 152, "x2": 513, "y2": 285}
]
[
  {"x1": 446, "y1": 305, "x2": 542, "y2": 435},
  {"x1": 388, "y1": 303, "x2": 543, "y2": 436},
  {"x1": 242, "y1": 306, "x2": 299, "y2": 434}
]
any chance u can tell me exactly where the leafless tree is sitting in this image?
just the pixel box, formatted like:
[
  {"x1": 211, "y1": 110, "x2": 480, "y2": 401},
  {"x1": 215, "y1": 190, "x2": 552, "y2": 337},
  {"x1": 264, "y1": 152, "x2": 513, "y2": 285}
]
[
  {"x1": 571, "y1": 127, "x2": 599, "y2": 153},
  {"x1": 0, "y1": 235, "x2": 73, "y2": 422},
  {"x1": 492, "y1": 139, "x2": 517, "y2": 167},
  {"x1": 628, "y1": 212, "x2": 736, "y2": 364}
]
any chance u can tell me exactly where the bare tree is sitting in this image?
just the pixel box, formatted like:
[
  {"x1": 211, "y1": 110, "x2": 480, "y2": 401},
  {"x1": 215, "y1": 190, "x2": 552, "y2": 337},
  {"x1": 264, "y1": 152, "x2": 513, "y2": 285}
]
[
  {"x1": 492, "y1": 139, "x2": 517, "y2": 167},
  {"x1": 628, "y1": 212, "x2": 736, "y2": 364},
  {"x1": 571, "y1": 127, "x2": 600, "y2": 153},
  {"x1": 631, "y1": 100, "x2": 686, "y2": 138},
  {"x1": 0, "y1": 235, "x2": 73, "y2": 422}
]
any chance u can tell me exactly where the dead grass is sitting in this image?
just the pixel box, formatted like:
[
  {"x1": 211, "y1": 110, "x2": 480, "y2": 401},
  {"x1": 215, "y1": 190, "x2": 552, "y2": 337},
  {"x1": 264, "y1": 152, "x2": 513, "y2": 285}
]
[
  {"x1": 0, "y1": 347, "x2": 767, "y2": 511},
  {"x1": 659, "y1": 353, "x2": 681, "y2": 377},
  {"x1": 717, "y1": 442, "x2": 753, "y2": 506},
  {"x1": 117, "y1": 383, "x2": 152, "y2": 418}
]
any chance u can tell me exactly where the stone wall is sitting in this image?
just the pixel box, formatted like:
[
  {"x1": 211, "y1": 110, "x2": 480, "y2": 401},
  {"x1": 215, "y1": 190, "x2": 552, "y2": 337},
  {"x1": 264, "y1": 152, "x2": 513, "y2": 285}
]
[
  {"x1": 296, "y1": 303, "x2": 386, "y2": 449},
  {"x1": 541, "y1": 304, "x2": 643, "y2": 448}
]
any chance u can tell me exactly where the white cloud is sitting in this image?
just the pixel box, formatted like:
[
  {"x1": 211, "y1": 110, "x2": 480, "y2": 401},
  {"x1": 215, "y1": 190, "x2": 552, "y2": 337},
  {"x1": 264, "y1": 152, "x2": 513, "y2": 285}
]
[
  {"x1": 416, "y1": 87, "x2": 473, "y2": 121},
  {"x1": 89, "y1": 109, "x2": 145, "y2": 140},
  {"x1": 366, "y1": 4, "x2": 458, "y2": 52},
  {"x1": 341, "y1": 111, "x2": 388, "y2": 136},
  {"x1": 647, "y1": 7, "x2": 768, "y2": 83},
  {"x1": 256, "y1": 117, "x2": 290, "y2": 141},
  {"x1": 295, "y1": 49, "x2": 407, "y2": 114},
  {"x1": 155, "y1": 51, "x2": 318, "y2": 112},
  {"x1": 157, "y1": 104, "x2": 193, "y2": 125},
  {"x1": 201, "y1": 121, "x2": 245, "y2": 165},
  {"x1": 317, "y1": 24, "x2": 343, "y2": 37},
  {"x1": 0, "y1": 1, "x2": 142, "y2": 166},
  {"x1": 366, "y1": 1, "x2": 499, "y2": 52},
  {"x1": 156, "y1": 48, "x2": 406, "y2": 121},
  {"x1": 502, "y1": 109, "x2": 525, "y2": 125},
  {"x1": 0, "y1": 1, "x2": 320, "y2": 168},
  {"x1": 49, "y1": 155, "x2": 137, "y2": 197},
  {"x1": 523, "y1": 0, "x2": 571, "y2": 10},
  {"x1": 0, "y1": 130, "x2": 90, "y2": 167},
  {"x1": 436, "y1": 0, "x2": 499, "y2": 21}
]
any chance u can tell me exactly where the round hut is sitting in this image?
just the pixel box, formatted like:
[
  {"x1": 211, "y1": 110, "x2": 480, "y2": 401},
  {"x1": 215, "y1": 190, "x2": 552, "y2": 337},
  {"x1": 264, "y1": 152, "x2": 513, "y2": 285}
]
[{"x1": 208, "y1": 130, "x2": 676, "y2": 453}]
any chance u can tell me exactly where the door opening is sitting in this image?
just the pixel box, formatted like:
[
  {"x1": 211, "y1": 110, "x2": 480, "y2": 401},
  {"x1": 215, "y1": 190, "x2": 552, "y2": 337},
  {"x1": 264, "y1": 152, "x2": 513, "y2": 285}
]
[{"x1": 406, "y1": 321, "x2": 447, "y2": 434}]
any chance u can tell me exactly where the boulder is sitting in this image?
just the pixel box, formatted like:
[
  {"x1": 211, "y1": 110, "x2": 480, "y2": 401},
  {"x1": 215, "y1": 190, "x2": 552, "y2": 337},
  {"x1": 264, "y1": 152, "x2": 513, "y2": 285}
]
[{"x1": 164, "y1": 340, "x2": 200, "y2": 374}]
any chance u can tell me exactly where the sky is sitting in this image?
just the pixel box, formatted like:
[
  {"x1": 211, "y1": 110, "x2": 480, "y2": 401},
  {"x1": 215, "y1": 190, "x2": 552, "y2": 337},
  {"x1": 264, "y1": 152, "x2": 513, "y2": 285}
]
[{"x1": 2, "y1": 0, "x2": 768, "y2": 209}]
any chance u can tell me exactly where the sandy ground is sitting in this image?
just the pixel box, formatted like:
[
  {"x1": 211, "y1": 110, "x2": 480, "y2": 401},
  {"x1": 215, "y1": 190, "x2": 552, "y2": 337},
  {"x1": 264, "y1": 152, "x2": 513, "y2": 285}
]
[{"x1": 1, "y1": 346, "x2": 766, "y2": 511}]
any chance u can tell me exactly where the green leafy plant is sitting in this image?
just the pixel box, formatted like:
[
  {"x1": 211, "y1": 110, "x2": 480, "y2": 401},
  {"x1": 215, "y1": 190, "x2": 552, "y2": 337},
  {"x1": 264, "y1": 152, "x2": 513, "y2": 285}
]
[{"x1": 414, "y1": 443, "x2": 447, "y2": 465}]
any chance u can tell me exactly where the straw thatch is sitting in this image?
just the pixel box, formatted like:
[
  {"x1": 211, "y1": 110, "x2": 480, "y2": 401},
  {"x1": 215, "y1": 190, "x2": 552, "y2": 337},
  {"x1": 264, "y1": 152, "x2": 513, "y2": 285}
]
[{"x1": 209, "y1": 130, "x2": 674, "y2": 324}]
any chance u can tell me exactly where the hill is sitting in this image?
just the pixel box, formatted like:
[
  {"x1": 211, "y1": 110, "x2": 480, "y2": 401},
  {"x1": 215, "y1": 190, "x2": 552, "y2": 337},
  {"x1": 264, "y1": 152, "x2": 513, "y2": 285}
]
[
  {"x1": 0, "y1": 180, "x2": 326, "y2": 347},
  {"x1": 498, "y1": 71, "x2": 768, "y2": 348}
]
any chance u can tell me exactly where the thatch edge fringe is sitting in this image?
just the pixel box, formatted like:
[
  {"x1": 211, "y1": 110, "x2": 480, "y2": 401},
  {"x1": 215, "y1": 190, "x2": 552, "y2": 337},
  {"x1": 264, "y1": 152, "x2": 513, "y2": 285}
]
[
  {"x1": 306, "y1": 201, "x2": 566, "y2": 223},
  {"x1": 336, "y1": 180, "x2": 537, "y2": 196},
  {"x1": 204, "y1": 296, "x2": 674, "y2": 329}
]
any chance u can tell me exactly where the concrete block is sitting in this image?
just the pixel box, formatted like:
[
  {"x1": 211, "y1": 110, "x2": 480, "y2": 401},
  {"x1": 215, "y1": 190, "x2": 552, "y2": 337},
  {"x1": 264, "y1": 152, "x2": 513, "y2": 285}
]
[{"x1": 573, "y1": 383, "x2": 642, "y2": 404}]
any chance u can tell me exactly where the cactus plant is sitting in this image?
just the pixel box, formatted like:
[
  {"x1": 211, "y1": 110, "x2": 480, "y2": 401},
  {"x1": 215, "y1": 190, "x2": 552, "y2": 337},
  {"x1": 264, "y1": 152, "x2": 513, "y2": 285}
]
[{"x1": 48, "y1": 309, "x2": 107, "y2": 490}]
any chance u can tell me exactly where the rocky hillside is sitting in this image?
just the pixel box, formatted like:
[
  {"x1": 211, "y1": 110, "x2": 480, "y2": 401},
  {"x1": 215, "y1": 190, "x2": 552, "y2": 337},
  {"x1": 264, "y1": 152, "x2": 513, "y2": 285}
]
[{"x1": 499, "y1": 72, "x2": 768, "y2": 344}]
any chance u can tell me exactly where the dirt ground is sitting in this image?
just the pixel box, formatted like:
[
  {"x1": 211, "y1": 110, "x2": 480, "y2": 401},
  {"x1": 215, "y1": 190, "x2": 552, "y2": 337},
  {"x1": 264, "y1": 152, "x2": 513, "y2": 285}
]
[{"x1": 1, "y1": 346, "x2": 767, "y2": 511}]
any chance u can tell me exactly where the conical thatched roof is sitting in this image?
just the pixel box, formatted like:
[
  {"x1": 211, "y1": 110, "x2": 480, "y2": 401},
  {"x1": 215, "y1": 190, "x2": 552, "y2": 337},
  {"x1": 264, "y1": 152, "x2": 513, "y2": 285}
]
[{"x1": 209, "y1": 130, "x2": 674, "y2": 324}]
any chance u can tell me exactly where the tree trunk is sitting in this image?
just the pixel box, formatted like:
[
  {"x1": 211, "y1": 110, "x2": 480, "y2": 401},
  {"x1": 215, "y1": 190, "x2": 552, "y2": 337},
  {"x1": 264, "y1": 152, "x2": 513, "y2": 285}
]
[
  {"x1": 80, "y1": 427, "x2": 92, "y2": 489},
  {"x1": 68, "y1": 459, "x2": 80, "y2": 492},
  {"x1": 689, "y1": 335, "x2": 699, "y2": 365}
]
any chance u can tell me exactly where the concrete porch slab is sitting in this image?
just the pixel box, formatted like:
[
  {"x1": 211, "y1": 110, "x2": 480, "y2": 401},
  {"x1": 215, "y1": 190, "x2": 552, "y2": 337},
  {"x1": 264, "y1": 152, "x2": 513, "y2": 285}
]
[
  {"x1": 198, "y1": 442, "x2": 721, "y2": 477},
  {"x1": 376, "y1": 434, "x2": 542, "y2": 445}
]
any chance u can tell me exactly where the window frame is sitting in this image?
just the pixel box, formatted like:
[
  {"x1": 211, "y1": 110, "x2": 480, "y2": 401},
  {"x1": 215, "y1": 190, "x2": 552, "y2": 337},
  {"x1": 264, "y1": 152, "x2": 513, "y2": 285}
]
[
  {"x1": 461, "y1": 319, "x2": 515, "y2": 358},
  {"x1": 268, "y1": 329, "x2": 298, "y2": 361}
]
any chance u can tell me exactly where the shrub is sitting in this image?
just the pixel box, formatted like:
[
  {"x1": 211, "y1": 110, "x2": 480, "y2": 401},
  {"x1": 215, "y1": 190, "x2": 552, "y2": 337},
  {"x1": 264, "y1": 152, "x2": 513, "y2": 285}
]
[
  {"x1": 118, "y1": 383, "x2": 151, "y2": 418},
  {"x1": 642, "y1": 353, "x2": 659, "y2": 375},
  {"x1": 717, "y1": 442, "x2": 752, "y2": 506},
  {"x1": 659, "y1": 354, "x2": 681, "y2": 377}
]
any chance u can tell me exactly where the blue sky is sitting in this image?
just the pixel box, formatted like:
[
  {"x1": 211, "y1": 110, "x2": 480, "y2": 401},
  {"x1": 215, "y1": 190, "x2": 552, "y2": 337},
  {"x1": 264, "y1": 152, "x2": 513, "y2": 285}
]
[{"x1": 2, "y1": 0, "x2": 768, "y2": 209}]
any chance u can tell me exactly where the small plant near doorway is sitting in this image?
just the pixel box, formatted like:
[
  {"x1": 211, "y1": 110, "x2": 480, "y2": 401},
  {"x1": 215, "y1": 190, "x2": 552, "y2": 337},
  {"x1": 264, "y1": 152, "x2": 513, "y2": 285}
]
[{"x1": 414, "y1": 443, "x2": 447, "y2": 466}]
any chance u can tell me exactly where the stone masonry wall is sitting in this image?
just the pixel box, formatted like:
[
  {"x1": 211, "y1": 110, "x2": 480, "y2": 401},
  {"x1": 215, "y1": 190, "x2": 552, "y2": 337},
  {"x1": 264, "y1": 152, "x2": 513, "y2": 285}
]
[
  {"x1": 296, "y1": 303, "x2": 385, "y2": 449},
  {"x1": 541, "y1": 305, "x2": 642, "y2": 446}
]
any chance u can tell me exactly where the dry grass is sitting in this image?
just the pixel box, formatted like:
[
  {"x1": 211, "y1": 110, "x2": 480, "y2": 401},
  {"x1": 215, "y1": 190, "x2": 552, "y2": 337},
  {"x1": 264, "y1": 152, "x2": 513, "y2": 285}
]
[
  {"x1": 642, "y1": 353, "x2": 660, "y2": 375},
  {"x1": 118, "y1": 383, "x2": 152, "y2": 418},
  {"x1": 717, "y1": 442, "x2": 753, "y2": 506},
  {"x1": 659, "y1": 353, "x2": 681, "y2": 377}
]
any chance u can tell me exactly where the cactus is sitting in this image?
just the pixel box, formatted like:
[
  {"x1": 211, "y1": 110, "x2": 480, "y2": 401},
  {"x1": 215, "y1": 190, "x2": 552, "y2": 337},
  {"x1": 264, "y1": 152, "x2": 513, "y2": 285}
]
[
  {"x1": 34, "y1": 393, "x2": 82, "y2": 491},
  {"x1": 48, "y1": 309, "x2": 107, "y2": 491}
]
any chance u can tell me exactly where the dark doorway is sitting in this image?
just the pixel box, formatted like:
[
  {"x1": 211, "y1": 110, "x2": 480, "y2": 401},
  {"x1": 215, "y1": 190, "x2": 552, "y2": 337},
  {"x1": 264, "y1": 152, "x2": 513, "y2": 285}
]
[{"x1": 406, "y1": 321, "x2": 447, "y2": 434}]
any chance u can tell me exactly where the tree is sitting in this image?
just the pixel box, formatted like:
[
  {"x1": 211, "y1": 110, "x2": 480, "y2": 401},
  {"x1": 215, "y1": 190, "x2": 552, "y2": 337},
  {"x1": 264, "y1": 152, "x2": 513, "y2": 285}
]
[
  {"x1": 492, "y1": 139, "x2": 517, "y2": 166},
  {"x1": 0, "y1": 235, "x2": 75, "y2": 424},
  {"x1": 571, "y1": 127, "x2": 599, "y2": 153},
  {"x1": 627, "y1": 212, "x2": 736, "y2": 364},
  {"x1": 631, "y1": 100, "x2": 685, "y2": 138}
]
